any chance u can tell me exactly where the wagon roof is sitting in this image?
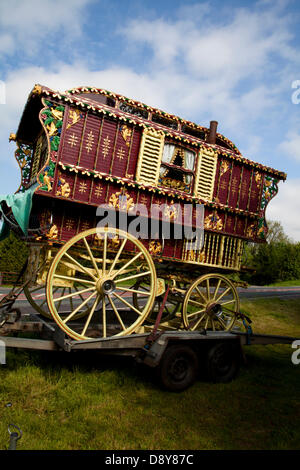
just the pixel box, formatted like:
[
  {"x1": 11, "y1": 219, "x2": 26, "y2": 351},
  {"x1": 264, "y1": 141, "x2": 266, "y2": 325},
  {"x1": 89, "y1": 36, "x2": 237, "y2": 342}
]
[{"x1": 16, "y1": 84, "x2": 287, "y2": 181}]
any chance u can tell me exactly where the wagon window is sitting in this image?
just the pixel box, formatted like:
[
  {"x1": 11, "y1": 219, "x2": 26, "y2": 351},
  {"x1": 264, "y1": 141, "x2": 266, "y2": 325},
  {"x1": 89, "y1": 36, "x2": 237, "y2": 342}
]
[
  {"x1": 77, "y1": 93, "x2": 116, "y2": 107},
  {"x1": 181, "y1": 125, "x2": 206, "y2": 141},
  {"x1": 119, "y1": 102, "x2": 148, "y2": 119},
  {"x1": 152, "y1": 114, "x2": 178, "y2": 130},
  {"x1": 159, "y1": 144, "x2": 195, "y2": 193}
]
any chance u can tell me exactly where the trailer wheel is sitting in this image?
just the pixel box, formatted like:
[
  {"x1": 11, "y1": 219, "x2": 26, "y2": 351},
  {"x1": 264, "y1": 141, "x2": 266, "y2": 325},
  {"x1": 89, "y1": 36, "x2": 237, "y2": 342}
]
[
  {"x1": 158, "y1": 344, "x2": 199, "y2": 392},
  {"x1": 206, "y1": 342, "x2": 240, "y2": 383}
]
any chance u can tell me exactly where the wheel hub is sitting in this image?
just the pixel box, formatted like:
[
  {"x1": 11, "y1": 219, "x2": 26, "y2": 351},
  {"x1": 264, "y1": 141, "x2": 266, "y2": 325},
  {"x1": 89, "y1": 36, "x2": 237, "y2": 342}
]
[
  {"x1": 206, "y1": 302, "x2": 222, "y2": 317},
  {"x1": 96, "y1": 277, "x2": 115, "y2": 295}
]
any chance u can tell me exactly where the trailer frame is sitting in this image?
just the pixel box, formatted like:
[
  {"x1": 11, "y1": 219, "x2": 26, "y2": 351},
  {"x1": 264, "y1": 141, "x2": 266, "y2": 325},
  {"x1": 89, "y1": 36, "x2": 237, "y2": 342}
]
[{"x1": 0, "y1": 314, "x2": 299, "y2": 391}]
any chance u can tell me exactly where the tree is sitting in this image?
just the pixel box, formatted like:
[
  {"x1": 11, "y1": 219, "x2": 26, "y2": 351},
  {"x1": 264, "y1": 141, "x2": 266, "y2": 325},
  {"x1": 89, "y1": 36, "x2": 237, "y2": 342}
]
[
  {"x1": 0, "y1": 231, "x2": 29, "y2": 273},
  {"x1": 242, "y1": 220, "x2": 300, "y2": 285},
  {"x1": 265, "y1": 220, "x2": 291, "y2": 244}
]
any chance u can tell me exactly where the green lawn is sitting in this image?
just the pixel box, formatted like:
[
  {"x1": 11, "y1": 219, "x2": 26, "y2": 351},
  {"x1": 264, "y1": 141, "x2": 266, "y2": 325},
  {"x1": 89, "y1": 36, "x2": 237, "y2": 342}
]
[
  {"x1": 266, "y1": 280, "x2": 300, "y2": 287},
  {"x1": 0, "y1": 297, "x2": 299, "y2": 450}
]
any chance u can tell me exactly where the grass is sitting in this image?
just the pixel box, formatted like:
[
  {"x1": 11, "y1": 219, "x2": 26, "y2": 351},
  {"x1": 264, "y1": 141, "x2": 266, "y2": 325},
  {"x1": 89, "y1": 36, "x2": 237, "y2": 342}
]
[
  {"x1": 266, "y1": 280, "x2": 300, "y2": 287},
  {"x1": 0, "y1": 297, "x2": 299, "y2": 450}
]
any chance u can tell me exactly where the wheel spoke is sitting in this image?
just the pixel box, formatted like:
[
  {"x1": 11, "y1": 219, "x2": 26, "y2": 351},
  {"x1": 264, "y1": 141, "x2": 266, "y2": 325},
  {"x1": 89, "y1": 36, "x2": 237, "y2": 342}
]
[
  {"x1": 102, "y1": 298, "x2": 106, "y2": 338},
  {"x1": 28, "y1": 285, "x2": 45, "y2": 294},
  {"x1": 115, "y1": 286, "x2": 152, "y2": 296},
  {"x1": 83, "y1": 237, "x2": 101, "y2": 277},
  {"x1": 68, "y1": 287, "x2": 74, "y2": 312},
  {"x1": 206, "y1": 279, "x2": 210, "y2": 300},
  {"x1": 108, "y1": 295, "x2": 126, "y2": 331},
  {"x1": 219, "y1": 299, "x2": 235, "y2": 307},
  {"x1": 62, "y1": 291, "x2": 97, "y2": 324},
  {"x1": 108, "y1": 238, "x2": 127, "y2": 275},
  {"x1": 63, "y1": 251, "x2": 97, "y2": 280},
  {"x1": 112, "y1": 251, "x2": 143, "y2": 279},
  {"x1": 195, "y1": 286, "x2": 207, "y2": 303},
  {"x1": 191, "y1": 313, "x2": 206, "y2": 331},
  {"x1": 213, "y1": 279, "x2": 222, "y2": 300},
  {"x1": 81, "y1": 294, "x2": 100, "y2": 336},
  {"x1": 188, "y1": 298, "x2": 205, "y2": 308},
  {"x1": 112, "y1": 292, "x2": 144, "y2": 316},
  {"x1": 215, "y1": 286, "x2": 231, "y2": 303},
  {"x1": 53, "y1": 274, "x2": 96, "y2": 286},
  {"x1": 54, "y1": 286, "x2": 95, "y2": 302},
  {"x1": 215, "y1": 315, "x2": 227, "y2": 329},
  {"x1": 186, "y1": 307, "x2": 206, "y2": 319},
  {"x1": 56, "y1": 287, "x2": 66, "y2": 311},
  {"x1": 102, "y1": 231, "x2": 108, "y2": 275},
  {"x1": 114, "y1": 271, "x2": 151, "y2": 284}
]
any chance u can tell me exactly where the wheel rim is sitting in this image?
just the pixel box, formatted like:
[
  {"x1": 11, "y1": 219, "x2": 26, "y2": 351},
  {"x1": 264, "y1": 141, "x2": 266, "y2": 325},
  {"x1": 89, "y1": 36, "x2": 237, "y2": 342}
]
[
  {"x1": 182, "y1": 274, "x2": 240, "y2": 331},
  {"x1": 46, "y1": 227, "x2": 157, "y2": 340}
]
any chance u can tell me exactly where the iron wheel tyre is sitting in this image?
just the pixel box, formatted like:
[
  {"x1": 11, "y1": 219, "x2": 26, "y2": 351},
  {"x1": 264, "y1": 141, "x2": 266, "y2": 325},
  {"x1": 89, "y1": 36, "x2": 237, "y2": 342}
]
[
  {"x1": 206, "y1": 341, "x2": 240, "y2": 383},
  {"x1": 158, "y1": 344, "x2": 199, "y2": 392}
]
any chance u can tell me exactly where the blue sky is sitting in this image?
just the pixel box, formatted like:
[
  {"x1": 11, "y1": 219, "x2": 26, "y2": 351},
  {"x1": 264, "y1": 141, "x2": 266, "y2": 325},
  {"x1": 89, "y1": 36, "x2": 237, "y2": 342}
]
[{"x1": 0, "y1": 0, "x2": 300, "y2": 240}]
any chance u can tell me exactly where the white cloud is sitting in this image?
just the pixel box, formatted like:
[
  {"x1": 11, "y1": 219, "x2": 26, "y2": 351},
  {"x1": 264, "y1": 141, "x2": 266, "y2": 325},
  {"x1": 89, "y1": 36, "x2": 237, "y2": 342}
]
[
  {"x1": 278, "y1": 131, "x2": 300, "y2": 162},
  {"x1": 0, "y1": 0, "x2": 93, "y2": 57},
  {"x1": 267, "y1": 178, "x2": 300, "y2": 242}
]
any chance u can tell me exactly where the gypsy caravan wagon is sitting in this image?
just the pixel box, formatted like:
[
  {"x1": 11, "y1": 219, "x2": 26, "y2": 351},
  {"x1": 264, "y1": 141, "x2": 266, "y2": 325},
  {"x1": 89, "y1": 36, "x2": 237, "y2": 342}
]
[{"x1": 0, "y1": 84, "x2": 286, "y2": 342}]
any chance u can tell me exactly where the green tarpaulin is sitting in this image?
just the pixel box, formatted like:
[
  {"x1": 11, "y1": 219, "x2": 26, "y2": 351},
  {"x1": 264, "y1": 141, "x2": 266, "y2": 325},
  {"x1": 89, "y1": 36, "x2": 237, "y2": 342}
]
[{"x1": 0, "y1": 184, "x2": 38, "y2": 241}]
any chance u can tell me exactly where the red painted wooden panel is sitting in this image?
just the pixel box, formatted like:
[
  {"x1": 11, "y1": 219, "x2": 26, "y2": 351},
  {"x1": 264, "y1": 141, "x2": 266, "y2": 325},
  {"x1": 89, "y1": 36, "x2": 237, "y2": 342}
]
[
  {"x1": 60, "y1": 108, "x2": 85, "y2": 165},
  {"x1": 78, "y1": 114, "x2": 102, "y2": 170},
  {"x1": 60, "y1": 206, "x2": 80, "y2": 242},
  {"x1": 248, "y1": 170, "x2": 262, "y2": 213},
  {"x1": 225, "y1": 213, "x2": 235, "y2": 235},
  {"x1": 95, "y1": 118, "x2": 117, "y2": 174},
  {"x1": 238, "y1": 167, "x2": 251, "y2": 211},
  {"x1": 126, "y1": 127, "x2": 142, "y2": 178},
  {"x1": 89, "y1": 179, "x2": 108, "y2": 205},
  {"x1": 162, "y1": 238, "x2": 175, "y2": 258},
  {"x1": 235, "y1": 216, "x2": 246, "y2": 237},
  {"x1": 111, "y1": 126, "x2": 130, "y2": 178},
  {"x1": 217, "y1": 158, "x2": 232, "y2": 205},
  {"x1": 174, "y1": 239, "x2": 183, "y2": 260},
  {"x1": 73, "y1": 174, "x2": 92, "y2": 204},
  {"x1": 228, "y1": 163, "x2": 242, "y2": 209}
]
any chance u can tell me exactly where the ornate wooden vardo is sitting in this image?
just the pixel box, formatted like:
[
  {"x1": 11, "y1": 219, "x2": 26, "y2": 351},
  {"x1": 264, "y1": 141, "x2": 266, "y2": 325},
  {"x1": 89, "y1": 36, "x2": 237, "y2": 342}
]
[{"x1": 5, "y1": 83, "x2": 287, "y2": 340}]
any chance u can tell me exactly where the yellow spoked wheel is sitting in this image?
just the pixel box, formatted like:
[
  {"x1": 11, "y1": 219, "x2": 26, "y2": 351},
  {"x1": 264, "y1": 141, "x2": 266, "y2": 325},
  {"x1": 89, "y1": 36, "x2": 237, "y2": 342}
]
[
  {"x1": 182, "y1": 274, "x2": 240, "y2": 331},
  {"x1": 46, "y1": 227, "x2": 157, "y2": 340}
]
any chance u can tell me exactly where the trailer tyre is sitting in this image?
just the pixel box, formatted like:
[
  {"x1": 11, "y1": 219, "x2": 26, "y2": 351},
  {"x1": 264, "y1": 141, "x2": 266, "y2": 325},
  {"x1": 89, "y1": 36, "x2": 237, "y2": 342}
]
[
  {"x1": 206, "y1": 342, "x2": 240, "y2": 383},
  {"x1": 158, "y1": 344, "x2": 199, "y2": 392}
]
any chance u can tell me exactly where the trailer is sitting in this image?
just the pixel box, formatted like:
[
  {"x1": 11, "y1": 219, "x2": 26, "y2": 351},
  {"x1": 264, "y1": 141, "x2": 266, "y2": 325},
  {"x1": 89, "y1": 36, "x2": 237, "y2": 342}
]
[{"x1": 0, "y1": 309, "x2": 298, "y2": 392}]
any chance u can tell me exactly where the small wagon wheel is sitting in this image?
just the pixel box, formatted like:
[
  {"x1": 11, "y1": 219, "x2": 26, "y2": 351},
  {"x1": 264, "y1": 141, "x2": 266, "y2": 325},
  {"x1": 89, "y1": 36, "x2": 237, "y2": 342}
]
[
  {"x1": 182, "y1": 274, "x2": 240, "y2": 332},
  {"x1": 46, "y1": 227, "x2": 157, "y2": 340}
]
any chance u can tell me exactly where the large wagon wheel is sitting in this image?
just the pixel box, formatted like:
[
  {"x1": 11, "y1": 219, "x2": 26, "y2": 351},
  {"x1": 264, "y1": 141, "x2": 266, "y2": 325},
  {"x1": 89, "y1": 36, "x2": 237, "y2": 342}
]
[
  {"x1": 46, "y1": 227, "x2": 157, "y2": 340},
  {"x1": 182, "y1": 274, "x2": 240, "y2": 332}
]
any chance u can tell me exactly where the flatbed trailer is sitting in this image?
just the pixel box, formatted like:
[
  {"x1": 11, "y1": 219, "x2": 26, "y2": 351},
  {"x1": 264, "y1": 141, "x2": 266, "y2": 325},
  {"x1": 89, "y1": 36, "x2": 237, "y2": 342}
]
[{"x1": 0, "y1": 316, "x2": 298, "y2": 391}]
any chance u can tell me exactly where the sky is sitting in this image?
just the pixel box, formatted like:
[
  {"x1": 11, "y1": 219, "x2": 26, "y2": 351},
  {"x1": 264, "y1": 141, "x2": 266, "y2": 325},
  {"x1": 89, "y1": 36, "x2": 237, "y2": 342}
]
[{"x1": 0, "y1": 0, "x2": 300, "y2": 240}]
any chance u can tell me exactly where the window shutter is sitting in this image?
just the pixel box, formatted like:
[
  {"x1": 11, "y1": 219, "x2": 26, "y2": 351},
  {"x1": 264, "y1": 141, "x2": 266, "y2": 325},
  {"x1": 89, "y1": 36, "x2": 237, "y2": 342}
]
[
  {"x1": 136, "y1": 128, "x2": 165, "y2": 185},
  {"x1": 194, "y1": 146, "x2": 218, "y2": 200}
]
